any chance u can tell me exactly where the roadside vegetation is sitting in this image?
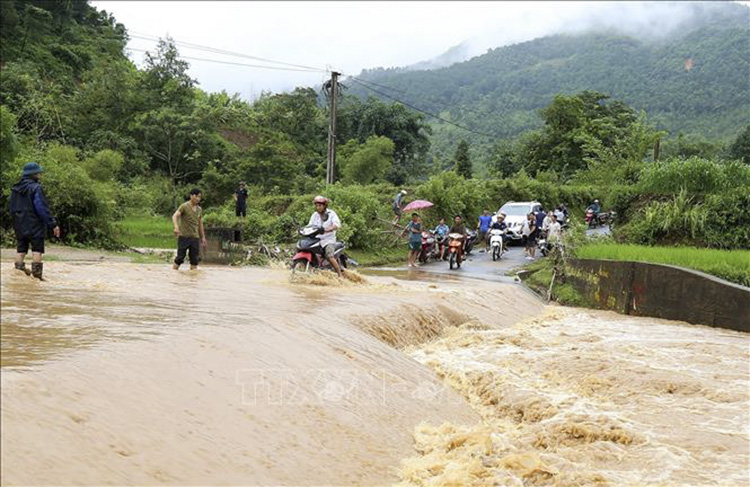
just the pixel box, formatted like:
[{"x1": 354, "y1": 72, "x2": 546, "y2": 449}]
[
  {"x1": 576, "y1": 243, "x2": 750, "y2": 287},
  {"x1": 1, "y1": 0, "x2": 748, "y2": 267}
]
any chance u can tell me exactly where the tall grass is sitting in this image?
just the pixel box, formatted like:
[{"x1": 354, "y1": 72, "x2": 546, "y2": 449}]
[
  {"x1": 114, "y1": 215, "x2": 174, "y2": 249},
  {"x1": 576, "y1": 243, "x2": 750, "y2": 286}
]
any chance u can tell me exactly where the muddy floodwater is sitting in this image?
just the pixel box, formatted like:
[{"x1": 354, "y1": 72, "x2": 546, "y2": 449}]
[{"x1": 1, "y1": 261, "x2": 748, "y2": 486}]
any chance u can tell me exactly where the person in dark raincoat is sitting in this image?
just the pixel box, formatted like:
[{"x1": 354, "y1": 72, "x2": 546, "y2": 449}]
[{"x1": 9, "y1": 162, "x2": 60, "y2": 280}]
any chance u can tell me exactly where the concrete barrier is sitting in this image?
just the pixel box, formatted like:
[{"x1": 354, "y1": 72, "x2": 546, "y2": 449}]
[
  {"x1": 566, "y1": 259, "x2": 750, "y2": 333},
  {"x1": 203, "y1": 227, "x2": 244, "y2": 264}
]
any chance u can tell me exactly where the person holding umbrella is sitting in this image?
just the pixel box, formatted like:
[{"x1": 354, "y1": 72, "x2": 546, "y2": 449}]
[{"x1": 401, "y1": 212, "x2": 423, "y2": 267}]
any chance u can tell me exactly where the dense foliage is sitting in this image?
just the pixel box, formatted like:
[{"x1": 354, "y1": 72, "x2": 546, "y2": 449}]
[{"x1": 1, "y1": 0, "x2": 747, "y2": 255}]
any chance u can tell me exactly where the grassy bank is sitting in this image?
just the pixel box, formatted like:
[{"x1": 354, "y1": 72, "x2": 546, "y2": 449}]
[
  {"x1": 520, "y1": 258, "x2": 589, "y2": 306},
  {"x1": 576, "y1": 243, "x2": 750, "y2": 286},
  {"x1": 114, "y1": 215, "x2": 174, "y2": 249},
  {"x1": 114, "y1": 215, "x2": 406, "y2": 268}
]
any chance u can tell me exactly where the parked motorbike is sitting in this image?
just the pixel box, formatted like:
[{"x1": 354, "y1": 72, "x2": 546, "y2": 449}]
[
  {"x1": 489, "y1": 228, "x2": 506, "y2": 261},
  {"x1": 464, "y1": 230, "x2": 478, "y2": 255},
  {"x1": 598, "y1": 210, "x2": 616, "y2": 227},
  {"x1": 537, "y1": 230, "x2": 551, "y2": 257},
  {"x1": 447, "y1": 233, "x2": 465, "y2": 270},
  {"x1": 418, "y1": 230, "x2": 438, "y2": 263},
  {"x1": 585, "y1": 209, "x2": 597, "y2": 228},
  {"x1": 290, "y1": 225, "x2": 352, "y2": 272},
  {"x1": 435, "y1": 234, "x2": 449, "y2": 260}
]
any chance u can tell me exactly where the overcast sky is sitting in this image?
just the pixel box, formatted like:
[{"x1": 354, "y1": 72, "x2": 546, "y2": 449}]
[{"x1": 92, "y1": 1, "x2": 749, "y2": 101}]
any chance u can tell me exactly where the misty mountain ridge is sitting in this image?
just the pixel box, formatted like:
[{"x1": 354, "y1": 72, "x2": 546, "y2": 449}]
[
  {"x1": 378, "y1": 1, "x2": 749, "y2": 74},
  {"x1": 352, "y1": 1, "x2": 749, "y2": 162}
]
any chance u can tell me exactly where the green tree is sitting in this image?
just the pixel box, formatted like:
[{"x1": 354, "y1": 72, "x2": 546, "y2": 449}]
[
  {"x1": 338, "y1": 136, "x2": 395, "y2": 184},
  {"x1": 141, "y1": 36, "x2": 195, "y2": 110},
  {"x1": 454, "y1": 140, "x2": 472, "y2": 179},
  {"x1": 0, "y1": 105, "x2": 20, "y2": 172},
  {"x1": 338, "y1": 95, "x2": 431, "y2": 182},
  {"x1": 728, "y1": 125, "x2": 750, "y2": 165}
]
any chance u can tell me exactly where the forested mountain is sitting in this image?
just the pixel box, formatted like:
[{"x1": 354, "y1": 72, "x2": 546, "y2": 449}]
[{"x1": 353, "y1": 2, "x2": 750, "y2": 163}]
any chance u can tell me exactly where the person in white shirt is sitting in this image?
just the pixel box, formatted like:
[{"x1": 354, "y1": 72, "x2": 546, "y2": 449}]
[
  {"x1": 547, "y1": 213, "x2": 562, "y2": 243},
  {"x1": 309, "y1": 195, "x2": 343, "y2": 276},
  {"x1": 542, "y1": 212, "x2": 553, "y2": 232}
]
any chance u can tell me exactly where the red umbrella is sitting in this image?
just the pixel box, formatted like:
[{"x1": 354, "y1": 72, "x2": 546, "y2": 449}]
[{"x1": 402, "y1": 199, "x2": 434, "y2": 212}]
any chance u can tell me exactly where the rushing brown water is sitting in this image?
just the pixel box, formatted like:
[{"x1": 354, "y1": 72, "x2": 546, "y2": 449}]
[
  {"x1": 1, "y1": 261, "x2": 748, "y2": 486},
  {"x1": 399, "y1": 309, "x2": 750, "y2": 486}
]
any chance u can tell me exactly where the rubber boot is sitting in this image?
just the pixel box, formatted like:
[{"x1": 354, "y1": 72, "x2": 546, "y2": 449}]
[
  {"x1": 14, "y1": 262, "x2": 31, "y2": 276},
  {"x1": 31, "y1": 262, "x2": 44, "y2": 281}
]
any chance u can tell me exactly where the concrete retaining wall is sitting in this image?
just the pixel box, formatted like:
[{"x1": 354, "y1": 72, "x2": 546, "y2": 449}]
[{"x1": 566, "y1": 259, "x2": 750, "y2": 332}]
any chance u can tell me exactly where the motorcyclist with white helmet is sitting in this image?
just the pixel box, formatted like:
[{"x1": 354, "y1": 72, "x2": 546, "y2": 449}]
[{"x1": 309, "y1": 195, "x2": 343, "y2": 276}]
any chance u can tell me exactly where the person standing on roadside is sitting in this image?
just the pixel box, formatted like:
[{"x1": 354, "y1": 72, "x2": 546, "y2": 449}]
[
  {"x1": 402, "y1": 212, "x2": 423, "y2": 268},
  {"x1": 234, "y1": 181, "x2": 248, "y2": 217},
  {"x1": 524, "y1": 212, "x2": 538, "y2": 260},
  {"x1": 9, "y1": 162, "x2": 60, "y2": 280},
  {"x1": 477, "y1": 209, "x2": 492, "y2": 252},
  {"x1": 392, "y1": 189, "x2": 407, "y2": 223},
  {"x1": 172, "y1": 188, "x2": 207, "y2": 270}
]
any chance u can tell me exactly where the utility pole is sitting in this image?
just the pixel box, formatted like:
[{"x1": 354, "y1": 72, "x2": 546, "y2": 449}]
[{"x1": 326, "y1": 71, "x2": 340, "y2": 184}]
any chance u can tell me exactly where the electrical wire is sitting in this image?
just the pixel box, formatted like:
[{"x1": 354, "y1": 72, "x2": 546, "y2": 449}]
[
  {"x1": 128, "y1": 31, "x2": 328, "y2": 73},
  {"x1": 348, "y1": 78, "x2": 496, "y2": 138},
  {"x1": 126, "y1": 48, "x2": 328, "y2": 73},
  {"x1": 349, "y1": 75, "x2": 498, "y2": 129}
]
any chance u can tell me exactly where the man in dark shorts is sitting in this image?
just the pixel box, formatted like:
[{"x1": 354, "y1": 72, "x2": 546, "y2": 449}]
[
  {"x1": 392, "y1": 189, "x2": 407, "y2": 223},
  {"x1": 234, "y1": 181, "x2": 248, "y2": 217},
  {"x1": 172, "y1": 188, "x2": 207, "y2": 270},
  {"x1": 9, "y1": 162, "x2": 60, "y2": 280},
  {"x1": 402, "y1": 212, "x2": 422, "y2": 267},
  {"x1": 524, "y1": 212, "x2": 538, "y2": 260}
]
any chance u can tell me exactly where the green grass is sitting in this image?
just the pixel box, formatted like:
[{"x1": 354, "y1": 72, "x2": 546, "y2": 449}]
[
  {"x1": 114, "y1": 215, "x2": 174, "y2": 249},
  {"x1": 576, "y1": 243, "x2": 750, "y2": 287},
  {"x1": 520, "y1": 258, "x2": 589, "y2": 306}
]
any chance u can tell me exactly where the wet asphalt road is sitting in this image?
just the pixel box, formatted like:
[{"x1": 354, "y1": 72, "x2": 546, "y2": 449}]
[{"x1": 364, "y1": 241, "x2": 532, "y2": 284}]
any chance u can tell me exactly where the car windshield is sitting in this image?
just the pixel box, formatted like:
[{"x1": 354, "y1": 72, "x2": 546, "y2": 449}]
[{"x1": 500, "y1": 205, "x2": 531, "y2": 216}]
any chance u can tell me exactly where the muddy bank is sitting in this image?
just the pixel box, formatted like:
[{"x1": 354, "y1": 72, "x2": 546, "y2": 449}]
[{"x1": 0, "y1": 262, "x2": 540, "y2": 485}]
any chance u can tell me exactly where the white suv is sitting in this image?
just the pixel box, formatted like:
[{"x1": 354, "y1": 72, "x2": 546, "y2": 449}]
[{"x1": 495, "y1": 201, "x2": 543, "y2": 242}]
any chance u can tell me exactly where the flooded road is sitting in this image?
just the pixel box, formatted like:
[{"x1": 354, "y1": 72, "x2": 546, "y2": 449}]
[{"x1": 1, "y1": 259, "x2": 748, "y2": 486}]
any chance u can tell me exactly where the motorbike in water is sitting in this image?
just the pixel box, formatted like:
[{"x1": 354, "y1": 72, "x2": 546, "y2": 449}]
[
  {"x1": 448, "y1": 233, "x2": 465, "y2": 270},
  {"x1": 290, "y1": 225, "x2": 353, "y2": 273},
  {"x1": 489, "y1": 228, "x2": 506, "y2": 261},
  {"x1": 418, "y1": 231, "x2": 438, "y2": 264},
  {"x1": 464, "y1": 230, "x2": 479, "y2": 255}
]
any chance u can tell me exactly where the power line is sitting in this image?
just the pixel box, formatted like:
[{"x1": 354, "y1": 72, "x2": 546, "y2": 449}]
[
  {"x1": 349, "y1": 75, "x2": 498, "y2": 130},
  {"x1": 348, "y1": 78, "x2": 496, "y2": 138},
  {"x1": 127, "y1": 47, "x2": 328, "y2": 73},
  {"x1": 128, "y1": 31, "x2": 328, "y2": 73}
]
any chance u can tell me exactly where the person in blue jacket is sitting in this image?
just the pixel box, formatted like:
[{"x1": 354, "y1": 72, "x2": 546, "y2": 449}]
[{"x1": 9, "y1": 162, "x2": 60, "y2": 280}]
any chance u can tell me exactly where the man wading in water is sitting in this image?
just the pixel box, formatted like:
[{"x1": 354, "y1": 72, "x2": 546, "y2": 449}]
[
  {"x1": 9, "y1": 162, "x2": 60, "y2": 280},
  {"x1": 172, "y1": 188, "x2": 207, "y2": 270}
]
